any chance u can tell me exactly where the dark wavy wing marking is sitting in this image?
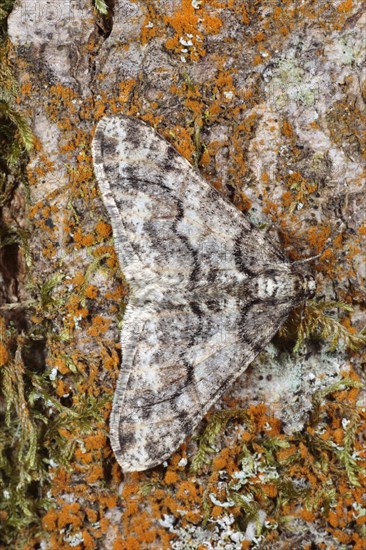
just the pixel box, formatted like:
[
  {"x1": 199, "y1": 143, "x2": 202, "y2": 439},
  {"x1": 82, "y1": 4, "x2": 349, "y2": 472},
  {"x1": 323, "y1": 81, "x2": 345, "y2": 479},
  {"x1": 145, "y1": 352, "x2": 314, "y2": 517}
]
[
  {"x1": 110, "y1": 295, "x2": 293, "y2": 471},
  {"x1": 92, "y1": 115, "x2": 299, "y2": 472},
  {"x1": 92, "y1": 115, "x2": 285, "y2": 290}
]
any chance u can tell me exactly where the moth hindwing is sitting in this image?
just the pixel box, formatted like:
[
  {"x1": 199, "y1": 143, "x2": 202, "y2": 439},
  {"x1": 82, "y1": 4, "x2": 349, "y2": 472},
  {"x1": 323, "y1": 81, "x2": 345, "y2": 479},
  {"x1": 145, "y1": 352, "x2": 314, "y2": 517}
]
[{"x1": 92, "y1": 115, "x2": 313, "y2": 471}]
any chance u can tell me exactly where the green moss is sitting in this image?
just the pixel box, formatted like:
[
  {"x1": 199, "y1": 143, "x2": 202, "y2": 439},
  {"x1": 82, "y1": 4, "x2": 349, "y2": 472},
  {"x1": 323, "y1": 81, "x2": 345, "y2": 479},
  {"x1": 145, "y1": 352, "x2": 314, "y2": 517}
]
[
  {"x1": 94, "y1": 0, "x2": 108, "y2": 15},
  {"x1": 280, "y1": 300, "x2": 366, "y2": 352},
  {"x1": 190, "y1": 408, "x2": 250, "y2": 473},
  {"x1": 0, "y1": 325, "x2": 111, "y2": 545}
]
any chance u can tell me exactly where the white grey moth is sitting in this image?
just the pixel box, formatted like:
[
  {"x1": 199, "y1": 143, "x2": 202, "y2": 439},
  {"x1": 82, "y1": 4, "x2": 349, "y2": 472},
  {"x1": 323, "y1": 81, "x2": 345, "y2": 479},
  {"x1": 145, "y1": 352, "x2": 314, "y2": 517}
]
[{"x1": 92, "y1": 115, "x2": 315, "y2": 472}]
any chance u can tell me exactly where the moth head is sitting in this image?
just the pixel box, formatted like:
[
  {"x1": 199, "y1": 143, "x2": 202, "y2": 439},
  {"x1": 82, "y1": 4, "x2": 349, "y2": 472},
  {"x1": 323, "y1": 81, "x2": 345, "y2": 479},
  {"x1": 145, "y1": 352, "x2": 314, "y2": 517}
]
[{"x1": 299, "y1": 271, "x2": 316, "y2": 300}]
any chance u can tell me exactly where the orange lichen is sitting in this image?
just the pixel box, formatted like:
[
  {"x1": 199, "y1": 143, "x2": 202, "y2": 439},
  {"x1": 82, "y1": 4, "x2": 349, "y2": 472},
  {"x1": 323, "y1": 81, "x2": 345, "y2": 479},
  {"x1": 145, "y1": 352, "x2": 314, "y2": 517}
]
[
  {"x1": 87, "y1": 315, "x2": 112, "y2": 337},
  {"x1": 300, "y1": 509, "x2": 316, "y2": 522},
  {"x1": 276, "y1": 445, "x2": 297, "y2": 462},
  {"x1": 85, "y1": 285, "x2": 99, "y2": 299},
  {"x1": 82, "y1": 530, "x2": 96, "y2": 549},
  {"x1": 0, "y1": 342, "x2": 9, "y2": 367},
  {"x1": 73, "y1": 229, "x2": 95, "y2": 248},
  {"x1": 85, "y1": 433, "x2": 107, "y2": 451},
  {"x1": 86, "y1": 508, "x2": 98, "y2": 523},
  {"x1": 164, "y1": 0, "x2": 222, "y2": 62},
  {"x1": 95, "y1": 220, "x2": 112, "y2": 238},
  {"x1": 176, "y1": 480, "x2": 201, "y2": 505},
  {"x1": 42, "y1": 507, "x2": 58, "y2": 531},
  {"x1": 307, "y1": 225, "x2": 331, "y2": 253},
  {"x1": 239, "y1": 192, "x2": 252, "y2": 212},
  {"x1": 57, "y1": 503, "x2": 83, "y2": 529},
  {"x1": 262, "y1": 484, "x2": 278, "y2": 498},
  {"x1": 212, "y1": 447, "x2": 238, "y2": 475},
  {"x1": 202, "y1": 11, "x2": 222, "y2": 34},
  {"x1": 169, "y1": 125, "x2": 195, "y2": 161},
  {"x1": 140, "y1": 5, "x2": 162, "y2": 45},
  {"x1": 75, "y1": 448, "x2": 93, "y2": 464},
  {"x1": 337, "y1": 0, "x2": 353, "y2": 13},
  {"x1": 164, "y1": 470, "x2": 179, "y2": 484},
  {"x1": 164, "y1": 0, "x2": 204, "y2": 61},
  {"x1": 282, "y1": 119, "x2": 294, "y2": 137},
  {"x1": 99, "y1": 345, "x2": 120, "y2": 371},
  {"x1": 51, "y1": 356, "x2": 70, "y2": 375},
  {"x1": 20, "y1": 81, "x2": 32, "y2": 95},
  {"x1": 86, "y1": 465, "x2": 104, "y2": 484},
  {"x1": 56, "y1": 379, "x2": 70, "y2": 398}
]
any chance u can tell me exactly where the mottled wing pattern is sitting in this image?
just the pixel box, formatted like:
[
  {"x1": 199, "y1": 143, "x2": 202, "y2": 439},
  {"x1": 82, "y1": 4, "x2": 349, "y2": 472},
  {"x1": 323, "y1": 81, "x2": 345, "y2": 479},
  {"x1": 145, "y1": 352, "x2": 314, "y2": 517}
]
[
  {"x1": 92, "y1": 115, "x2": 285, "y2": 291},
  {"x1": 92, "y1": 115, "x2": 302, "y2": 471},
  {"x1": 110, "y1": 296, "x2": 294, "y2": 470}
]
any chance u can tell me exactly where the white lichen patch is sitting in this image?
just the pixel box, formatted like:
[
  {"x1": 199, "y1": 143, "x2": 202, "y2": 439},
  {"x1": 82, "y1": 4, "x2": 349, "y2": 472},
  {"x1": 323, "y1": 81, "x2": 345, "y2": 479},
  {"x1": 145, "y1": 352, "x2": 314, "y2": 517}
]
[{"x1": 233, "y1": 343, "x2": 348, "y2": 434}]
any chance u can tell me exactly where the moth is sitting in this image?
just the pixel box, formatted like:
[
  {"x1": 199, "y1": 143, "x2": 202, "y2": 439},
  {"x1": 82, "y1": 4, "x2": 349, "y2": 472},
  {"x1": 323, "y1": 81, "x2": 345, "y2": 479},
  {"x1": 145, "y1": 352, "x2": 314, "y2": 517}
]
[{"x1": 92, "y1": 115, "x2": 315, "y2": 472}]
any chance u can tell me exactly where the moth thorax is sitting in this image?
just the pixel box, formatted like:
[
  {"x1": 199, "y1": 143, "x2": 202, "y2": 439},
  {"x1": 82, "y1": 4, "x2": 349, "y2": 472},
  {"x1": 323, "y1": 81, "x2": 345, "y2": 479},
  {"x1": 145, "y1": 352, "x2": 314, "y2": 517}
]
[
  {"x1": 254, "y1": 268, "x2": 308, "y2": 302},
  {"x1": 301, "y1": 272, "x2": 316, "y2": 299}
]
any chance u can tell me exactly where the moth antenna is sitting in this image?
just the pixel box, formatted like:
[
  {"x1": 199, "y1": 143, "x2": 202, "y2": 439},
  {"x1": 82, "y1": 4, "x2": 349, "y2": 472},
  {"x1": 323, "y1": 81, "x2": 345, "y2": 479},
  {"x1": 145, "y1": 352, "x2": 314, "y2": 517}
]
[{"x1": 293, "y1": 253, "x2": 321, "y2": 264}]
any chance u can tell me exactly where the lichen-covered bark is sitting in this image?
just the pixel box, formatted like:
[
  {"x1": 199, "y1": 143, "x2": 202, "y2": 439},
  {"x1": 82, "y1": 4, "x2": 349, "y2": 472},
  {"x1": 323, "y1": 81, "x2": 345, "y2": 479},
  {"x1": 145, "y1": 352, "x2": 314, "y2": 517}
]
[{"x1": 2, "y1": 0, "x2": 365, "y2": 548}]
